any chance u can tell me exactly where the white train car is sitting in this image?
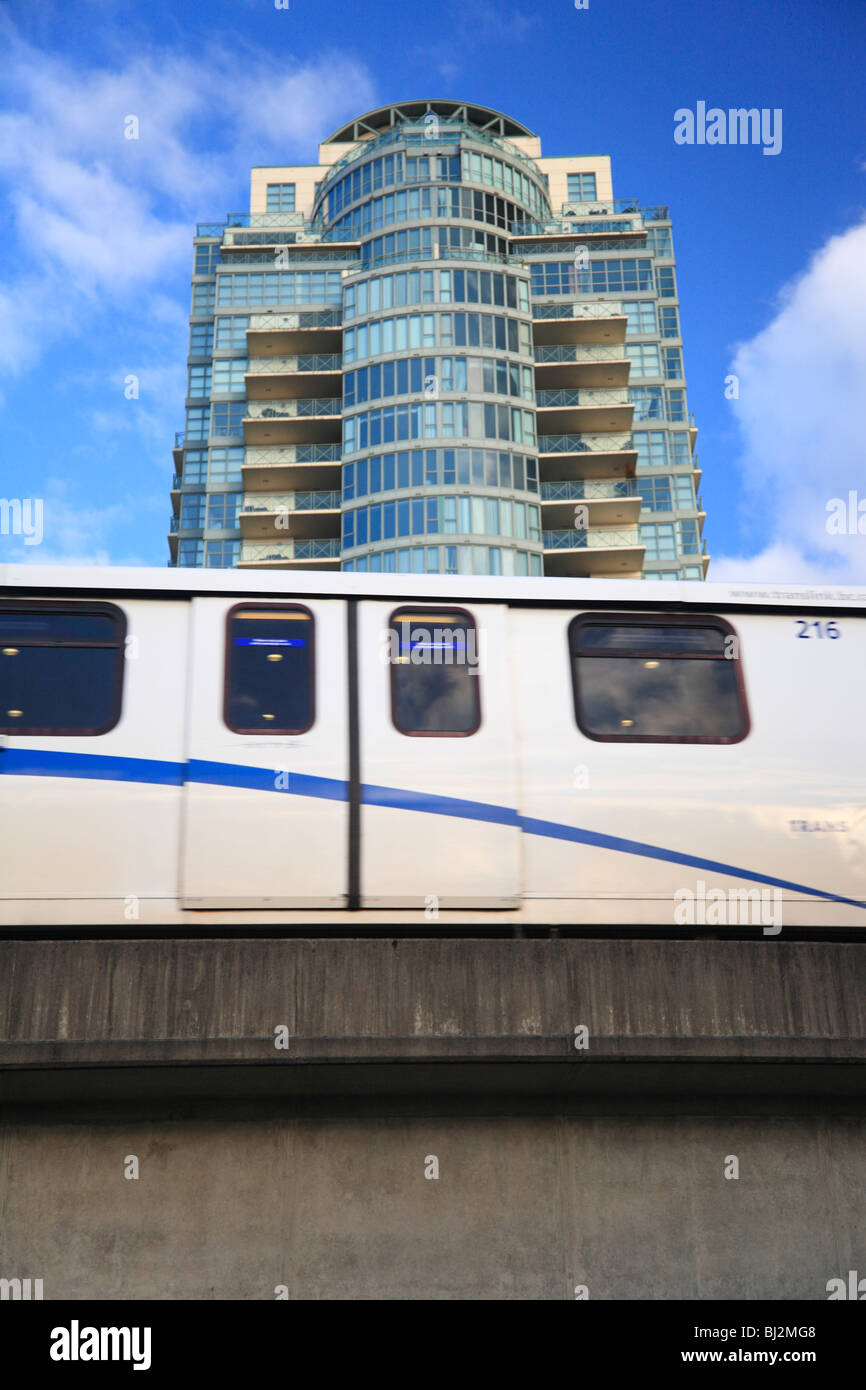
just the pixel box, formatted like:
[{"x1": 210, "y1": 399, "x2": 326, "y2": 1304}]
[{"x1": 1, "y1": 564, "x2": 864, "y2": 932}]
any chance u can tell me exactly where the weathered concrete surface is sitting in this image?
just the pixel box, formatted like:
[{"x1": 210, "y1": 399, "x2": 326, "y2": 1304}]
[
  {"x1": 0, "y1": 1111, "x2": 863, "y2": 1299},
  {"x1": 1, "y1": 938, "x2": 865, "y2": 1068},
  {"x1": 1, "y1": 939, "x2": 863, "y2": 1298}
]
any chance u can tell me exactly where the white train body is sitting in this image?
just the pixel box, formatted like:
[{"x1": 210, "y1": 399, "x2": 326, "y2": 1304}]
[{"x1": 1, "y1": 565, "x2": 865, "y2": 931}]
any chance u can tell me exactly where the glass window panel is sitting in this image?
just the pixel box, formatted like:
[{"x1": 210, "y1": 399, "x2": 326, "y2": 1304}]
[
  {"x1": 224, "y1": 606, "x2": 314, "y2": 734},
  {"x1": 0, "y1": 605, "x2": 125, "y2": 735}
]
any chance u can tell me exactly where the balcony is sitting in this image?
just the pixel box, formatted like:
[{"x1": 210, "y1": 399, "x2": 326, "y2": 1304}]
[
  {"x1": 247, "y1": 311, "x2": 342, "y2": 356},
  {"x1": 238, "y1": 537, "x2": 341, "y2": 570},
  {"x1": 220, "y1": 247, "x2": 359, "y2": 266},
  {"x1": 246, "y1": 354, "x2": 342, "y2": 401},
  {"x1": 218, "y1": 213, "x2": 360, "y2": 244},
  {"x1": 536, "y1": 387, "x2": 633, "y2": 433},
  {"x1": 541, "y1": 480, "x2": 638, "y2": 500},
  {"x1": 532, "y1": 301, "x2": 628, "y2": 346},
  {"x1": 239, "y1": 490, "x2": 341, "y2": 540},
  {"x1": 512, "y1": 217, "x2": 640, "y2": 237},
  {"x1": 533, "y1": 343, "x2": 630, "y2": 388},
  {"x1": 244, "y1": 397, "x2": 342, "y2": 446},
  {"x1": 243, "y1": 490, "x2": 341, "y2": 513},
  {"x1": 540, "y1": 479, "x2": 640, "y2": 529},
  {"x1": 537, "y1": 432, "x2": 638, "y2": 480},
  {"x1": 242, "y1": 444, "x2": 342, "y2": 492},
  {"x1": 557, "y1": 200, "x2": 669, "y2": 222},
  {"x1": 542, "y1": 527, "x2": 645, "y2": 577},
  {"x1": 248, "y1": 398, "x2": 341, "y2": 417},
  {"x1": 511, "y1": 227, "x2": 647, "y2": 254},
  {"x1": 248, "y1": 354, "x2": 341, "y2": 373}
]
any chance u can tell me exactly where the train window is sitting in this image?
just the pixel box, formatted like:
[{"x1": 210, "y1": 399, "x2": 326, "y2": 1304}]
[
  {"x1": 0, "y1": 603, "x2": 126, "y2": 735},
  {"x1": 389, "y1": 607, "x2": 481, "y2": 736},
  {"x1": 569, "y1": 614, "x2": 749, "y2": 743},
  {"x1": 224, "y1": 605, "x2": 315, "y2": 734}
]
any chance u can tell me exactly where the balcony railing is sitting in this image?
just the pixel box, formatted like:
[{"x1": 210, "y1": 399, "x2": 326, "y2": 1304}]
[
  {"x1": 558, "y1": 200, "x2": 669, "y2": 221},
  {"x1": 219, "y1": 249, "x2": 359, "y2": 265},
  {"x1": 242, "y1": 491, "x2": 341, "y2": 514},
  {"x1": 214, "y1": 213, "x2": 358, "y2": 241},
  {"x1": 168, "y1": 517, "x2": 179, "y2": 533},
  {"x1": 242, "y1": 538, "x2": 341, "y2": 562},
  {"x1": 537, "y1": 388, "x2": 629, "y2": 409},
  {"x1": 247, "y1": 311, "x2": 342, "y2": 332},
  {"x1": 543, "y1": 528, "x2": 641, "y2": 551},
  {"x1": 534, "y1": 344, "x2": 624, "y2": 364},
  {"x1": 247, "y1": 355, "x2": 341, "y2": 373},
  {"x1": 518, "y1": 238, "x2": 647, "y2": 258},
  {"x1": 541, "y1": 480, "x2": 638, "y2": 502},
  {"x1": 512, "y1": 218, "x2": 639, "y2": 237},
  {"x1": 532, "y1": 301, "x2": 623, "y2": 321},
  {"x1": 538, "y1": 433, "x2": 633, "y2": 454},
  {"x1": 297, "y1": 443, "x2": 341, "y2": 461},
  {"x1": 244, "y1": 444, "x2": 342, "y2": 465},
  {"x1": 174, "y1": 432, "x2": 185, "y2": 447},
  {"x1": 247, "y1": 398, "x2": 342, "y2": 419}
]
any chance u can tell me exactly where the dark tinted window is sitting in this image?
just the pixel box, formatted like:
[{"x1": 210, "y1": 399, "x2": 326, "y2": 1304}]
[
  {"x1": 225, "y1": 606, "x2": 314, "y2": 734},
  {"x1": 389, "y1": 608, "x2": 481, "y2": 736},
  {"x1": 0, "y1": 604, "x2": 125, "y2": 735},
  {"x1": 570, "y1": 615, "x2": 748, "y2": 743}
]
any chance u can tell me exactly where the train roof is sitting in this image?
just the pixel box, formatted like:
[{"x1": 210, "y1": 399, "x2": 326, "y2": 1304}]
[{"x1": 3, "y1": 564, "x2": 866, "y2": 612}]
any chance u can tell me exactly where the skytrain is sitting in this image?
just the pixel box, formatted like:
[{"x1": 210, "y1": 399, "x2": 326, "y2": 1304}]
[{"x1": 1, "y1": 564, "x2": 864, "y2": 931}]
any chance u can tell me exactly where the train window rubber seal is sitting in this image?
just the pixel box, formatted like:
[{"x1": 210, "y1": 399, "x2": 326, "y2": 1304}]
[{"x1": 568, "y1": 611, "x2": 750, "y2": 745}]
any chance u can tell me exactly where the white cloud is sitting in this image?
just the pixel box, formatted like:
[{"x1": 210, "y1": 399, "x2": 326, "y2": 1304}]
[
  {"x1": 713, "y1": 218, "x2": 866, "y2": 584},
  {"x1": 0, "y1": 18, "x2": 376, "y2": 564},
  {"x1": 0, "y1": 23, "x2": 376, "y2": 374},
  {"x1": 0, "y1": 490, "x2": 132, "y2": 565}
]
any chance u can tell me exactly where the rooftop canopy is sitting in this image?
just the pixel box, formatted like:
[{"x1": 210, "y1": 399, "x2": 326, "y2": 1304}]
[{"x1": 322, "y1": 100, "x2": 536, "y2": 145}]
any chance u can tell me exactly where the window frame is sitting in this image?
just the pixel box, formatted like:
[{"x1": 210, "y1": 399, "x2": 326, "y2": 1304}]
[
  {"x1": 223, "y1": 601, "x2": 316, "y2": 736},
  {"x1": 0, "y1": 600, "x2": 126, "y2": 736},
  {"x1": 388, "y1": 604, "x2": 482, "y2": 738},
  {"x1": 568, "y1": 611, "x2": 750, "y2": 745}
]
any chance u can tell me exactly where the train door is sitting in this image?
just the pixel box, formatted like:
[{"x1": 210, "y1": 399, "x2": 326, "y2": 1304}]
[
  {"x1": 355, "y1": 600, "x2": 521, "y2": 908},
  {"x1": 180, "y1": 596, "x2": 349, "y2": 908}
]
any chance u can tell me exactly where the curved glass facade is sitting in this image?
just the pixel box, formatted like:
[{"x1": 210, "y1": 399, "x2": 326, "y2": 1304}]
[
  {"x1": 170, "y1": 100, "x2": 708, "y2": 580},
  {"x1": 326, "y1": 127, "x2": 545, "y2": 571}
]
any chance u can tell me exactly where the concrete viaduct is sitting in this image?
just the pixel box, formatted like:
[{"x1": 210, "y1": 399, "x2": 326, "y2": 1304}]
[{"x1": 1, "y1": 936, "x2": 864, "y2": 1299}]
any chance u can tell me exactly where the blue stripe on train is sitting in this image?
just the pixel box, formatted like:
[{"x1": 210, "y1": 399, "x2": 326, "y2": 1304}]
[
  {"x1": 1, "y1": 747, "x2": 185, "y2": 784},
  {"x1": 2, "y1": 747, "x2": 864, "y2": 910}
]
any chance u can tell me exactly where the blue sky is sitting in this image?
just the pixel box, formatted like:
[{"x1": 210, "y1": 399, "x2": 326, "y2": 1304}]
[{"x1": 1, "y1": 0, "x2": 865, "y2": 580}]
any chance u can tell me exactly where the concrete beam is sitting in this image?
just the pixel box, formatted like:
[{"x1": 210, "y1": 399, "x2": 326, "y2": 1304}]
[{"x1": 1, "y1": 938, "x2": 864, "y2": 1075}]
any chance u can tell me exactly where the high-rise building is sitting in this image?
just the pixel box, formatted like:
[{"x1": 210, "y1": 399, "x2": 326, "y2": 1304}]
[{"x1": 169, "y1": 100, "x2": 707, "y2": 580}]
